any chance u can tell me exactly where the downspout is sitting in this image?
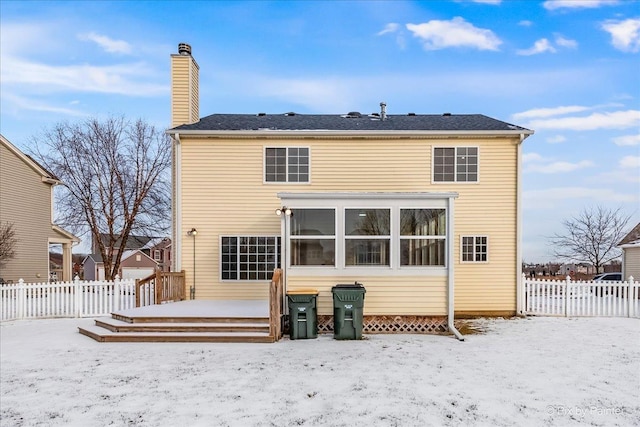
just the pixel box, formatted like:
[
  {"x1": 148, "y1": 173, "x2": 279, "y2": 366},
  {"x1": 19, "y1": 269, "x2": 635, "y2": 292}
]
[
  {"x1": 173, "y1": 133, "x2": 182, "y2": 272},
  {"x1": 447, "y1": 195, "x2": 464, "y2": 341},
  {"x1": 516, "y1": 133, "x2": 525, "y2": 316}
]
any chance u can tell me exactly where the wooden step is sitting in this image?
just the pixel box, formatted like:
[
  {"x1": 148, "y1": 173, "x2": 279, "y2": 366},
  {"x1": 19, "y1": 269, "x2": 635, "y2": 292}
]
[
  {"x1": 95, "y1": 318, "x2": 270, "y2": 333},
  {"x1": 78, "y1": 325, "x2": 275, "y2": 343},
  {"x1": 111, "y1": 313, "x2": 270, "y2": 324}
]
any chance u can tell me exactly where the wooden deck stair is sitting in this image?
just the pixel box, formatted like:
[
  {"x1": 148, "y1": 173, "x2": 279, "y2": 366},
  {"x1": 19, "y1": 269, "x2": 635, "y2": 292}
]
[
  {"x1": 79, "y1": 269, "x2": 285, "y2": 343},
  {"x1": 79, "y1": 313, "x2": 274, "y2": 343}
]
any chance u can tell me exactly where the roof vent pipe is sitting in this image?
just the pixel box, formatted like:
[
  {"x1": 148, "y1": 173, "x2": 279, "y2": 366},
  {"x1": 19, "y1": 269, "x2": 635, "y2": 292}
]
[
  {"x1": 178, "y1": 43, "x2": 192, "y2": 56},
  {"x1": 380, "y1": 102, "x2": 387, "y2": 121}
]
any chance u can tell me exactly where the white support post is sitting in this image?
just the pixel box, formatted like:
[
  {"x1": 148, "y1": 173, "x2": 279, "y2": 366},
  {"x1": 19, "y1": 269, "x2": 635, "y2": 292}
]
[
  {"x1": 629, "y1": 276, "x2": 635, "y2": 318},
  {"x1": 564, "y1": 275, "x2": 571, "y2": 317},
  {"x1": 74, "y1": 275, "x2": 81, "y2": 318},
  {"x1": 114, "y1": 275, "x2": 120, "y2": 312},
  {"x1": 17, "y1": 279, "x2": 25, "y2": 320}
]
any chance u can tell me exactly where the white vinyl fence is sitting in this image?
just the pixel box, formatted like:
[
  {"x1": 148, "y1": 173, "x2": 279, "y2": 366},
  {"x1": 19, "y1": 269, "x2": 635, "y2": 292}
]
[
  {"x1": 523, "y1": 274, "x2": 639, "y2": 318},
  {"x1": 0, "y1": 276, "x2": 145, "y2": 321}
]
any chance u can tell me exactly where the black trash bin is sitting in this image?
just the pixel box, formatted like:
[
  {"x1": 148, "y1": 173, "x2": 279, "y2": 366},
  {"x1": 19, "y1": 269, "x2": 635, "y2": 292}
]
[
  {"x1": 332, "y1": 282, "x2": 366, "y2": 340},
  {"x1": 287, "y1": 289, "x2": 319, "y2": 339}
]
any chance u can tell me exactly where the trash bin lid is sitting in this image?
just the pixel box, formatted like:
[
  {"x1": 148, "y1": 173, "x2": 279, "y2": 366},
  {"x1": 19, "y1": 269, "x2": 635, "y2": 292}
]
[
  {"x1": 333, "y1": 282, "x2": 364, "y2": 289},
  {"x1": 286, "y1": 288, "x2": 319, "y2": 295}
]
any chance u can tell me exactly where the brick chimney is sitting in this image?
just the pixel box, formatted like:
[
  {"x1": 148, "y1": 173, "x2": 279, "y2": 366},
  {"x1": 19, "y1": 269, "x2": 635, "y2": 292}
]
[{"x1": 170, "y1": 43, "x2": 199, "y2": 128}]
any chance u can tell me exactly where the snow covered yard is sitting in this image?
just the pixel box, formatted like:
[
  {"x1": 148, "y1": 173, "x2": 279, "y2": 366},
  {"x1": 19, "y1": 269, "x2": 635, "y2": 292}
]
[{"x1": 1, "y1": 317, "x2": 638, "y2": 427}]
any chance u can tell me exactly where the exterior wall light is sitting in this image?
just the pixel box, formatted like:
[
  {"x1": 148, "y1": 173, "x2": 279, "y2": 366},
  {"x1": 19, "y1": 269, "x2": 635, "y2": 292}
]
[
  {"x1": 187, "y1": 228, "x2": 197, "y2": 236},
  {"x1": 275, "y1": 207, "x2": 292, "y2": 217}
]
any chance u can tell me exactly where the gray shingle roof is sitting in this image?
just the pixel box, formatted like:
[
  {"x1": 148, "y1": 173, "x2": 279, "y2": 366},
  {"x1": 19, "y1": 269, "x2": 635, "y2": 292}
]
[{"x1": 171, "y1": 113, "x2": 531, "y2": 132}]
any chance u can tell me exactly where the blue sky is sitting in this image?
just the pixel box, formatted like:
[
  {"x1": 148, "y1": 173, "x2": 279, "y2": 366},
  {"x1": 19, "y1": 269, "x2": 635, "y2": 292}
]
[{"x1": 1, "y1": 0, "x2": 639, "y2": 262}]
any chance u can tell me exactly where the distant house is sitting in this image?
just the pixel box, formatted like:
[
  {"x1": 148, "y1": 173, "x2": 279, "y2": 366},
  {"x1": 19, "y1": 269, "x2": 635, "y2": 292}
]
[
  {"x1": 91, "y1": 233, "x2": 155, "y2": 256},
  {"x1": 82, "y1": 249, "x2": 158, "y2": 281},
  {"x1": 618, "y1": 223, "x2": 640, "y2": 280},
  {"x1": 143, "y1": 238, "x2": 172, "y2": 272},
  {"x1": 0, "y1": 135, "x2": 79, "y2": 283}
]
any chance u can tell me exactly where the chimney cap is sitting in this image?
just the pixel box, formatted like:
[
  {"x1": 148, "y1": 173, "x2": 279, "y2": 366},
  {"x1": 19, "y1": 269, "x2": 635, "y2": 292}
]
[{"x1": 178, "y1": 43, "x2": 192, "y2": 56}]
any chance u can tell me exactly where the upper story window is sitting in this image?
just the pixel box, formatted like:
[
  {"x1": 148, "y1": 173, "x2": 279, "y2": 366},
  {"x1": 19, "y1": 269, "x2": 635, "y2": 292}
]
[
  {"x1": 290, "y1": 209, "x2": 335, "y2": 266},
  {"x1": 265, "y1": 147, "x2": 309, "y2": 183},
  {"x1": 433, "y1": 147, "x2": 478, "y2": 183},
  {"x1": 153, "y1": 250, "x2": 161, "y2": 261}
]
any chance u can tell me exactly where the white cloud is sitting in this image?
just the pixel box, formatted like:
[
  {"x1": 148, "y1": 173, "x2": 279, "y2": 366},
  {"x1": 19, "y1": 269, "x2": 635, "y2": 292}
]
[
  {"x1": 613, "y1": 134, "x2": 640, "y2": 146},
  {"x1": 523, "y1": 110, "x2": 640, "y2": 131},
  {"x1": 79, "y1": 32, "x2": 132, "y2": 54},
  {"x1": 554, "y1": 34, "x2": 578, "y2": 48},
  {"x1": 519, "y1": 20, "x2": 533, "y2": 27},
  {"x1": 523, "y1": 187, "x2": 637, "y2": 210},
  {"x1": 512, "y1": 105, "x2": 589, "y2": 120},
  {"x1": 1, "y1": 55, "x2": 166, "y2": 96},
  {"x1": 406, "y1": 17, "x2": 502, "y2": 51},
  {"x1": 523, "y1": 152, "x2": 545, "y2": 163},
  {"x1": 524, "y1": 160, "x2": 594, "y2": 174},
  {"x1": 517, "y1": 38, "x2": 557, "y2": 56},
  {"x1": 543, "y1": 0, "x2": 619, "y2": 10},
  {"x1": 377, "y1": 23, "x2": 399, "y2": 36},
  {"x1": 1, "y1": 93, "x2": 87, "y2": 117},
  {"x1": 546, "y1": 135, "x2": 567, "y2": 144},
  {"x1": 619, "y1": 155, "x2": 640, "y2": 169},
  {"x1": 601, "y1": 18, "x2": 640, "y2": 53}
]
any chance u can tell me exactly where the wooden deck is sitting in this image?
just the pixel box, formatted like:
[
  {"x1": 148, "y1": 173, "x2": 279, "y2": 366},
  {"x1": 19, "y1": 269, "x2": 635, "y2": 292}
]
[{"x1": 78, "y1": 299, "x2": 275, "y2": 343}]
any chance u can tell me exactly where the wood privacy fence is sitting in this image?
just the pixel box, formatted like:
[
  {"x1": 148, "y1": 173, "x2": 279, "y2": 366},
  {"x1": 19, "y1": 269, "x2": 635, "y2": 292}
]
[{"x1": 523, "y1": 274, "x2": 639, "y2": 318}]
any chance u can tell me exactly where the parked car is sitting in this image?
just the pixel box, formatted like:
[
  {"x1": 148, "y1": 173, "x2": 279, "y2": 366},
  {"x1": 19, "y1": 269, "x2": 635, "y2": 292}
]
[
  {"x1": 593, "y1": 273, "x2": 623, "y2": 296},
  {"x1": 593, "y1": 273, "x2": 622, "y2": 282}
]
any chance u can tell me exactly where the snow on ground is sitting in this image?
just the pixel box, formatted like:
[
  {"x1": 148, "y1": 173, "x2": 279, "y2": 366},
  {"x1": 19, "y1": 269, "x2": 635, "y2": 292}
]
[{"x1": 1, "y1": 317, "x2": 639, "y2": 427}]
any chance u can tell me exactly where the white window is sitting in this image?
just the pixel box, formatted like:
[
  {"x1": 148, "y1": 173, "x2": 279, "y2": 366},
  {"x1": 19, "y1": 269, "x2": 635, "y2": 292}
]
[
  {"x1": 433, "y1": 147, "x2": 478, "y2": 182},
  {"x1": 221, "y1": 236, "x2": 281, "y2": 280},
  {"x1": 153, "y1": 250, "x2": 161, "y2": 261},
  {"x1": 461, "y1": 236, "x2": 488, "y2": 262},
  {"x1": 265, "y1": 147, "x2": 309, "y2": 183},
  {"x1": 290, "y1": 209, "x2": 335, "y2": 266},
  {"x1": 345, "y1": 209, "x2": 390, "y2": 266},
  {"x1": 400, "y1": 209, "x2": 446, "y2": 266},
  {"x1": 283, "y1": 197, "x2": 453, "y2": 275}
]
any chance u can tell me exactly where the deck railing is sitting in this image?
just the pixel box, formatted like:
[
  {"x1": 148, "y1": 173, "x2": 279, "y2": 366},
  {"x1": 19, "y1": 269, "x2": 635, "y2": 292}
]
[
  {"x1": 135, "y1": 271, "x2": 186, "y2": 307},
  {"x1": 269, "y1": 268, "x2": 284, "y2": 341}
]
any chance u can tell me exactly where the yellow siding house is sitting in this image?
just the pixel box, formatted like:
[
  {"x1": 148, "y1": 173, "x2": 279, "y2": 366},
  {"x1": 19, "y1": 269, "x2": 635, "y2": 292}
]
[{"x1": 167, "y1": 44, "x2": 534, "y2": 334}]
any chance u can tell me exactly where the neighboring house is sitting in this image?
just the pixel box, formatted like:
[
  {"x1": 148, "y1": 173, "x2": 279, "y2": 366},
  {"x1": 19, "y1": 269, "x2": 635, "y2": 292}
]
[
  {"x1": 82, "y1": 249, "x2": 158, "y2": 281},
  {"x1": 558, "y1": 263, "x2": 597, "y2": 276},
  {"x1": 92, "y1": 233, "x2": 154, "y2": 256},
  {"x1": 618, "y1": 223, "x2": 640, "y2": 281},
  {"x1": 166, "y1": 44, "x2": 534, "y2": 330},
  {"x1": 0, "y1": 135, "x2": 79, "y2": 283},
  {"x1": 143, "y1": 238, "x2": 172, "y2": 272}
]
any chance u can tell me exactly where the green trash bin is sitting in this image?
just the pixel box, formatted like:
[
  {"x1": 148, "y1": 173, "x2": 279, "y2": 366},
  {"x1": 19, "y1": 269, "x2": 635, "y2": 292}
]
[
  {"x1": 332, "y1": 282, "x2": 366, "y2": 340},
  {"x1": 287, "y1": 289, "x2": 319, "y2": 340}
]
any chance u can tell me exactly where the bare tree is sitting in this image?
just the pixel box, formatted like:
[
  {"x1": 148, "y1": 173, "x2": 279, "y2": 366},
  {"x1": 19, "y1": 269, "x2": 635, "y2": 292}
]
[
  {"x1": 0, "y1": 222, "x2": 17, "y2": 265},
  {"x1": 33, "y1": 116, "x2": 171, "y2": 280},
  {"x1": 549, "y1": 206, "x2": 632, "y2": 273}
]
